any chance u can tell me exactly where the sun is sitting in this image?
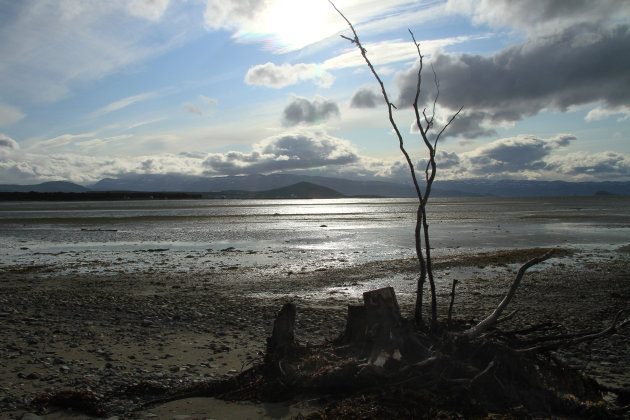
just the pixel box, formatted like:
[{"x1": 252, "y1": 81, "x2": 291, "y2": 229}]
[{"x1": 237, "y1": 0, "x2": 342, "y2": 52}]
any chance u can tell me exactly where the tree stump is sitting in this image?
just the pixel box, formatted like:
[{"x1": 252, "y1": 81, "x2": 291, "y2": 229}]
[
  {"x1": 266, "y1": 302, "x2": 296, "y2": 364},
  {"x1": 341, "y1": 304, "x2": 368, "y2": 347}
]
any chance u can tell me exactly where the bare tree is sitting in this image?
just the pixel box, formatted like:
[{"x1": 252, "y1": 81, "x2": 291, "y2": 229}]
[{"x1": 330, "y1": 1, "x2": 462, "y2": 329}]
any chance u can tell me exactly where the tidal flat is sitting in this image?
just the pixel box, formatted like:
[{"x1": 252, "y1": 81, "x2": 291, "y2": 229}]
[
  {"x1": 1, "y1": 246, "x2": 629, "y2": 418},
  {"x1": 1, "y1": 197, "x2": 629, "y2": 417}
]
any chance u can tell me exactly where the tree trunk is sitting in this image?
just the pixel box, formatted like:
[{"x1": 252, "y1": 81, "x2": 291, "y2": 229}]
[{"x1": 265, "y1": 303, "x2": 297, "y2": 365}]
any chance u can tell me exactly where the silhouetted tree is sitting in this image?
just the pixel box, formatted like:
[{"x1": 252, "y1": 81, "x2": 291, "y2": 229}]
[{"x1": 331, "y1": 1, "x2": 462, "y2": 329}]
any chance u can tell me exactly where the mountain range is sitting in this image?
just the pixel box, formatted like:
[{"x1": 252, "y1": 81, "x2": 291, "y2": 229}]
[{"x1": 1, "y1": 174, "x2": 630, "y2": 197}]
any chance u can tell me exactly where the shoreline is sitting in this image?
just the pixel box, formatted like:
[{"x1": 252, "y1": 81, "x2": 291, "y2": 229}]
[{"x1": 1, "y1": 246, "x2": 629, "y2": 418}]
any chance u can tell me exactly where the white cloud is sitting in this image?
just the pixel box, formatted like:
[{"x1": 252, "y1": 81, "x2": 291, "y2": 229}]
[
  {"x1": 0, "y1": 103, "x2": 25, "y2": 127},
  {"x1": 245, "y1": 62, "x2": 334, "y2": 88},
  {"x1": 1, "y1": 130, "x2": 629, "y2": 184},
  {"x1": 203, "y1": 0, "x2": 442, "y2": 52},
  {"x1": 183, "y1": 95, "x2": 218, "y2": 117},
  {"x1": 0, "y1": 149, "x2": 207, "y2": 185},
  {"x1": 585, "y1": 105, "x2": 630, "y2": 122},
  {"x1": 33, "y1": 132, "x2": 97, "y2": 151},
  {"x1": 93, "y1": 92, "x2": 158, "y2": 116},
  {"x1": 546, "y1": 151, "x2": 630, "y2": 180},
  {"x1": 125, "y1": 0, "x2": 171, "y2": 21},
  {"x1": 0, "y1": 1, "x2": 193, "y2": 103},
  {"x1": 323, "y1": 36, "x2": 476, "y2": 70}
]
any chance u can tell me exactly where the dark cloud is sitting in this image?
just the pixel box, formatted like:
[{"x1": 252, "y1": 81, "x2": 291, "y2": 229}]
[
  {"x1": 350, "y1": 87, "x2": 380, "y2": 108},
  {"x1": 202, "y1": 130, "x2": 358, "y2": 175},
  {"x1": 440, "y1": 112, "x2": 497, "y2": 139},
  {"x1": 378, "y1": 133, "x2": 630, "y2": 181},
  {"x1": 282, "y1": 96, "x2": 340, "y2": 126},
  {"x1": 0, "y1": 134, "x2": 19, "y2": 150},
  {"x1": 395, "y1": 23, "x2": 630, "y2": 139},
  {"x1": 467, "y1": 134, "x2": 574, "y2": 174},
  {"x1": 452, "y1": 0, "x2": 629, "y2": 33}
]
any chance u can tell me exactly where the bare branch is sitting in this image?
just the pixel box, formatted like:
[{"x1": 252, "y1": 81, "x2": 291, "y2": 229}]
[
  {"x1": 330, "y1": 0, "x2": 422, "y2": 202},
  {"x1": 447, "y1": 279, "x2": 458, "y2": 326},
  {"x1": 428, "y1": 64, "x2": 439, "y2": 132},
  {"x1": 442, "y1": 360, "x2": 496, "y2": 386},
  {"x1": 517, "y1": 308, "x2": 630, "y2": 353},
  {"x1": 460, "y1": 250, "x2": 556, "y2": 340},
  {"x1": 434, "y1": 106, "x2": 464, "y2": 150}
]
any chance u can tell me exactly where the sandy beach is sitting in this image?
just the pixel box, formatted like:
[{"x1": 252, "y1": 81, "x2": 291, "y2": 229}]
[{"x1": 1, "y1": 245, "x2": 629, "y2": 419}]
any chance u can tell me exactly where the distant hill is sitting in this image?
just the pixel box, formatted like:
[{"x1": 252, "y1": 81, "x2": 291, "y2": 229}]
[
  {"x1": 0, "y1": 191, "x2": 202, "y2": 201},
  {"x1": 435, "y1": 179, "x2": 630, "y2": 197},
  {"x1": 90, "y1": 173, "x2": 416, "y2": 197},
  {"x1": 0, "y1": 181, "x2": 89, "y2": 193},
  {"x1": 204, "y1": 182, "x2": 347, "y2": 199},
  {"x1": 2, "y1": 174, "x2": 630, "y2": 197}
]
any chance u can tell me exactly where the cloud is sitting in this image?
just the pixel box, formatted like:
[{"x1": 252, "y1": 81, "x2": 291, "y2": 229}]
[
  {"x1": 0, "y1": 134, "x2": 20, "y2": 151},
  {"x1": 323, "y1": 36, "x2": 477, "y2": 71},
  {"x1": 350, "y1": 87, "x2": 380, "y2": 108},
  {"x1": 465, "y1": 134, "x2": 574, "y2": 174},
  {"x1": 282, "y1": 96, "x2": 340, "y2": 126},
  {"x1": 394, "y1": 23, "x2": 630, "y2": 139},
  {"x1": 203, "y1": 0, "x2": 425, "y2": 52},
  {"x1": 183, "y1": 95, "x2": 218, "y2": 117},
  {"x1": 0, "y1": 149, "x2": 207, "y2": 185},
  {"x1": 203, "y1": 0, "x2": 271, "y2": 31},
  {"x1": 0, "y1": 1, "x2": 192, "y2": 103},
  {"x1": 0, "y1": 103, "x2": 25, "y2": 127},
  {"x1": 125, "y1": 0, "x2": 171, "y2": 21},
  {"x1": 33, "y1": 132, "x2": 96, "y2": 151},
  {"x1": 93, "y1": 92, "x2": 158, "y2": 116},
  {"x1": 377, "y1": 133, "x2": 630, "y2": 181},
  {"x1": 447, "y1": 0, "x2": 630, "y2": 35},
  {"x1": 585, "y1": 105, "x2": 630, "y2": 122},
  {"x1": 1, "y1": 130, "x2": 628, "y2": 184},
  {"x1": 203, "y1": 129, "x2": 358, "y2": 175},
  {"x1": 546, "y1": 151, "x2": 630, "y2": 179},
  {"x1": 245, "y1": 62, "x2": 334, "y2": 88}
]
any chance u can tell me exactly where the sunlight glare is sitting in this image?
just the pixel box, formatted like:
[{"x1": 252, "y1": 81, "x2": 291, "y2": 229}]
[{"x1": 239, "y1": 0, "x2": 341, "y2": 52}]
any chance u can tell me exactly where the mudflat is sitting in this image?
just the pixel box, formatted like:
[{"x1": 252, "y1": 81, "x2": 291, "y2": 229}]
[{"x1": 1, "y1": 246, "x2": 629, "y2": 419}]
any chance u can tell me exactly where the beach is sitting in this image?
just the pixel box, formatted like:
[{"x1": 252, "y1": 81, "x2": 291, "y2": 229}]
[
  {"x1": 1, "y1": 197, "x2": 630, "y2": 418},
  {"x1": 1, "y1": 245, "x2": 629, "y2": 419}
]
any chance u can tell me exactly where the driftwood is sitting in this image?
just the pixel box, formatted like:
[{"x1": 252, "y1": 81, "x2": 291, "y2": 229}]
[
  {"x1": 459, "y1": 249, "x2": 555, "y2": 340},
  {"x1": 253, "y1": 254, "x2": 628, "y2": 418}
]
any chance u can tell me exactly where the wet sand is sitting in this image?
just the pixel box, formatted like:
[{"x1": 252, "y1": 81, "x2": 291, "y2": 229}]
[{"x1": 1, "y1": 246, "x2": 629, "y2": 419}]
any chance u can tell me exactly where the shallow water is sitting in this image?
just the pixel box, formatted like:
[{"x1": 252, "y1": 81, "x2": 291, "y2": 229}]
[{"x1": 1, "y1": 196, "x2": 629, "y2": 277}]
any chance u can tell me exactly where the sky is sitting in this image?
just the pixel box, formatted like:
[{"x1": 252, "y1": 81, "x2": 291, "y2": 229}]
[{"x1": 0, "y1": 0, "x2": 629, "y2": 186}]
